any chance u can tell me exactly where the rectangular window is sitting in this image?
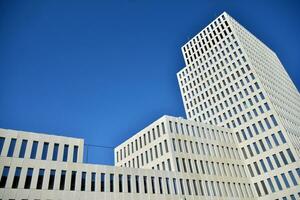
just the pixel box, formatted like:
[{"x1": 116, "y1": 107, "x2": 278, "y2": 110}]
[
  {"x1": 274, "y1": 175, "x2": 282, "y2": 190},
  {"x1": 36, "y1": 169, "x2": 45, "y2": 189},
  {"x1": 100, "y1": 173, "x2": 105, "y2": 192},
  {"x1": 59, "y1": 170, "x2": 66, "y2": 190},
  {"x1": 151, "y1": 176, "x2": 155, "y2": 194},
  {"x1": 267, "y1": 178, "x2": 275, "y2": 192},
  {"x1": 12, "y1": 167, "x2": 22, "y2": 188},
  {"x1": 24, "y1": 168, "x2": 33, "y2": 189},
  {"x1": 70, "y1": 171, "x2": 76, "y2": 191},
  {"x1": 63, "y1": 144, "x2": 69, "y2": 162},
  {"x1": 270, "y1": 115, "x2": 278, "y2": 126},
  {"x1": 281, "y1": 173, "x2": 290, "y2": 188},
  {"x1": 7, "y1": 138, "x2": 16, "y2": 157},
  {"x1": 287, "y1": 148, "x2": 295, "y2": 162},
  {"x1": 41, "y1": 142, "x2": 49, "y2": 160},
  {"x1": 166, "y1": 178, "x2": 170, "y2": 194},
  {"x1": 0, "y1": 137, "x2": 5, "y2": 155},
  {"x1": 19, "y1": 139, "x2": 28, "y2": 158},
  {"x1": 135, "y1": 175, "x2": 139, "y2": 193},
  {"x1": 173, "y1": 178, "x2": 178, "y2": 195},
  {"x1": 30, "y1": 141, "x2": 38, "y2": 159},
  {"x1": 91, "y1": 172, "x2": 96, "y2": 191},
  {"x1": 0, "y1": 166, "x2": 10, "y2": 188},
  {"x1": 73, "y1": 146, "x2": 78, "y2": 162},
  {"x1": 81, "y1": 172, "x2": 86, "y2": 191},
  {"x1": 52, "y1": 143, "x2": 59, "y2": 161},
  {"x1": 110, "y1": 174, "x2": 114, "y2": 192},
  {"x1": 278, "y1": 131, "x2": 286, "y2": 143},
  {"x1": 143, "y1": 176, "x2": 147, "y2": 193},
  {"x1": 158, "y1": 177, "x2": 163, "y2": 194},
  {"x1": 48, "y1": 169, "x2": 55, "y2": 190},
  {"x1": 127, "y1": 175, "x2": 131, "y2": 193},
  {"x1": 118, "y1": 174, "x2": 123, "y2": 192},
  {"x1": 288, "y1": 171, "x2": 298, "y2": 186},
  {"x1": 180, "y1": 179, "x2": 185, "y2": 195}
]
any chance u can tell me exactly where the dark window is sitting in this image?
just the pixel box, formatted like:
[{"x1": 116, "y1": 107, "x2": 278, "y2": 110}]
[
  {"x1": 135, "y1": 175, "x2": 139, "y2": 193},
  {"x1": 48, "y1": 169, "x2": 55, "y2": 190},
  {"x1": 287, "y1": 148, "x2": 295, "y2": 162},
  {"x1": 41, "y1": 142, "x2": 49, "y2": 160},
  {"x1": 52, "y1": 143, "x2": 59, "y2": 161},
  {"x1": 158, "y1": 177, "x2": 163, "y2": 194},
  {"x1": 73, "y1": 146, "x2": 78, "y2": 162},
  {"x1": 0, "y1": 137, "x2": 5, "y2": 155},
  {"x1": 19, "y1": 139, "x2": 28, "y2": 158},
  {"x1": 173, "y1": 178, "x2": 178, "y2": 195},
  {"x1": 91, "y1": 172, "x2": 96, "y2": 191},
  {"x1": 70, "y1": 171, "x2": 76, "y2": 191},
  {"x1": 30, "y1": 141, "x2": 38, "y2": 159},
  {"x1": 0, "y1": 166, "x2": 10, "y2": 188},
  {"x1": 143, "y1": 176, "x2": 147, "y2": 193},
  {"x1": 63, "y1": 144, "x2": 69, "y2": 162},
  {"x1": 278, "y1": 131, "x2": 286, "y2": 143},
  {"x1": 7, "y1": 138, "x2": 16, "y2": 157},
  {"x1": 100, "y1": 173, "x2": 105, "y2": 192},
  {"x1": 24, "y1": 168, "x2": 33, "y2": 189},
  {"x1": 12, "y1": 167, "x2": 22, "y2": 188},
  {"x1": 59, "y1": 170, "x2": 66, "y2": 190},
  {"x1": 81, "y1": 172, "x2": 86, "y2": 191},
  {"x1": 166, "y1": 178, "x2": 170, "y2": 194},
  {"x1": 179, "y1": 179, "x2": 185, "y2": 195},
  {"x1": 127, "y1": 175, "x2": 131, "y2": 193},
  {"x1": 118, "y1": 174, "x2": 123, "y2": 192},
  {"x1": 151, "y1": 176, "x2": 155, "y2": 194},
  {"x1": 36, "y1": 169, "x2": 45, "y2": 189},
  {"x1": 110, "y1": 174, "x2": 114, "y2": 192}
]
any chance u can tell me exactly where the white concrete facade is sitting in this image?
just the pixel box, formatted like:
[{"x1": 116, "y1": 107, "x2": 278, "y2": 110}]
[
  {"x1": 0, "y1": 11, "x2": 299, "y2": 200},
  {"x1": 178, "y1": 12, "x2": 300, "y2": 200}
]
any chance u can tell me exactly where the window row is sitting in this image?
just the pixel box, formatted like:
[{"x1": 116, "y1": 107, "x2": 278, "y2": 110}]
[
  {"x1": 247, "y1": 148, "x2": 296, "y2": 177},
  {"x1": 175, "y1": 157, "x2": 247, "y2": 178},
  {"x1": 172, "y1": 138, "x2": 240, "y2": 160},
  {"x1": 116, "y1": 122, "x2": 165, "y2": 162},
  {"x1": 0, "y1": 137, "x2": 78, "y2": 163},
  {"x1": 0, "y1": 165, "x2": 254, "y2": 198},
  {"x1": 254, "y1": 169, "x2": 300, "y2": 197}
]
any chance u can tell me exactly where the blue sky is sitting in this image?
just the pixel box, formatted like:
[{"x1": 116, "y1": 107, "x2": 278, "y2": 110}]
[{"x1": 0, "y1": 0, "x2": 299, "y2": 165}]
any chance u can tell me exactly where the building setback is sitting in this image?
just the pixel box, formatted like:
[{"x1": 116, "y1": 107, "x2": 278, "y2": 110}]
[{"x1": 0, "y1": 12, "x2": 299, "y2": 200}]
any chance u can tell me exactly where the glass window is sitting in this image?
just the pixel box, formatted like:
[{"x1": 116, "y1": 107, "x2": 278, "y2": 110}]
[
  {"x1": 0, "y1": 137, "x2": 5, "y2": 156},
  {"x1": 70, "y1": 171, "x2": 76, "y2": 191},
  {"x1": 52, "y1": 143, "x2": 59, "y2": 161},
  {"x1": 48, "y1": 169, "x2": 55, "y2": 190},
  {"x1": 73, "y1": 146, "x2": 78, "y2": 162},
  {"x1": 7, "y1": 138, "x2": 16, "y2": 157},
  {"x1": 151, "y1": 176, "x2": 155, "y2": 194},
  {"x1": 19, "y1": 139, "x2": 28, "y2": 158},
  {"x1": 24, "y1": 168, "x2": 33, "y2": 189},
  {"x1": 143, "y1": 176, "x2": 147, "y2": 193},
  {"x1": 173, "y1": 178, "x2": 178, "y2": 195},
  {"x1": 0, "y1": 166, "x2": 10, "y2": 188},
  {"x1": 41, "y1": 142, "x2": 49, "y2": 160},
  {"x1": 260, "y1": 159, "x2": 267, "y2": 173},
  {"x1": 180, "y1": 179, "x2": 185, "y2": 195},
  {"x1": 286, "y1": 148, "x2": 295, "y2": 162},
  {"x1": 267, "y1": 178, "x2": 275, "y2": 192},
  {"x1": 278, "y1": 131, "x2": 286, "y2": 143},
  {"x1": 135, "y1": 175, "x2": 139, "y2": 193},
  {"x1": 36, "y1": 169, "x2": 45, "y2": 189},
  {"x1": 91, "y1": 172, "x2": 96, "y2": 191},
  {"x1": 271, "y1": 134, "x2": 279, "y2": 146},
  {"x1": 274, "y1": 175, "x2": 282, "y2": 190},
  {"x1": 12, "y1": 167, "x2": 22, "y2": 188},
  {"x1": 281, "y1": 173, "x2": 290, "y2": 188},
  {"x1": 63, "y1": 144, "x2": 69, "y2": 162},
  {"x1": 81, "y1": 172, "x2": 86, "y2": 191},
  {"x1": 127, "y1": 175, "x2": 131, "y2": 193},
  {"x1": 158, "y1": 177, "x2": 163, "y2": 194},
  {"x1": 59, "y1": 170, "x2": 66, "y2": 190},
  {"x1": 288, "y1": 171, "x2": 298, "y2": 186},
  {"x1": 110, "y1": 174, "x2": 114, "y2": 192},
  {"x1": 100, "y1": 173, "x2": 105, "y2": 192},
  {"x1": 166, "y1": 178, "x2": 170, "y2": 194},
  {"x1": 30, "y1": 141, "x2": 38, "y2": 159},
  {"x1": 270, "y1": 115, "x2": 278, "y2": 126},
  {"x1": 279, "y1": 151, "x2": 288, "y2": 165},
  {"x1": 118, "y1": 174, "x2": 123, "y2": 192},
  {"x1": 266, "y1": 157, "x2": 274, "y2": 170},
  {"x1": 273, "y1": 154, "x2": 281, "y2": 168}
]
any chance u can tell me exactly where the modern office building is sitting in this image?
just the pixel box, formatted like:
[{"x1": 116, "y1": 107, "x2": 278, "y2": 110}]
[{"x1": 0, "y1": 12, "x2": 299, "y2": 200}]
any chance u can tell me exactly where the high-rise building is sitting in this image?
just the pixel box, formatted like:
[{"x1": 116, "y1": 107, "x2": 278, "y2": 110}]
[
  {"x1": 177, "y1": 12, "x2": 300, "y2": 199},
  {"x1": 0, "y1": 12, "x2": 299, "y2": 200}
]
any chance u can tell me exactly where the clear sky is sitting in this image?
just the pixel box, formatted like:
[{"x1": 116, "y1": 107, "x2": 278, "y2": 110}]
[{"x1": 0, "y1": 0, "x2": 299, "y2": 165}]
